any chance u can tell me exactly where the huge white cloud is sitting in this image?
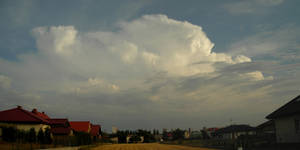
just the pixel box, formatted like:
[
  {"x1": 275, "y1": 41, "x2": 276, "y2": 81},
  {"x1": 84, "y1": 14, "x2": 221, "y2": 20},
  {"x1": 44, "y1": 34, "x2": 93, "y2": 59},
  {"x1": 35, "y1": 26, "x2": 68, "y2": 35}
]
[{"x1": 30, "y1": 15, "x2": 251, "y2": 79}]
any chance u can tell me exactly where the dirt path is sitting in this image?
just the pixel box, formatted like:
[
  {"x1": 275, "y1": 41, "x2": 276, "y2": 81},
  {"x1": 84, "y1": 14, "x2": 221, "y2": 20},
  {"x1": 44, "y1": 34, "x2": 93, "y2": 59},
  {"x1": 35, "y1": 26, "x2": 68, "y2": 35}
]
[{"x1": 91, "y1": 143, "x2": 219, "y2": 150}]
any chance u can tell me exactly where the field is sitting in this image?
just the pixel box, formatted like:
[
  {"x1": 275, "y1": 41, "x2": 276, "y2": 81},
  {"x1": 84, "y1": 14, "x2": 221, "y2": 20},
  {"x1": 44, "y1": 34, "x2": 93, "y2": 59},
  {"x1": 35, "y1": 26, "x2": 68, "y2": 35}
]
[{"x1": 91, "y1": 143, "x2": 219, "y2": 150}]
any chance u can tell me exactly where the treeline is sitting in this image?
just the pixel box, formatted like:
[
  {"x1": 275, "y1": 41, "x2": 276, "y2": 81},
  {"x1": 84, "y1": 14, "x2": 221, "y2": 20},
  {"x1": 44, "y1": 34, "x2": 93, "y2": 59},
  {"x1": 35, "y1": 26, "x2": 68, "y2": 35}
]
[
  {"x1": 162, "y1": 128, "x2": 211, "y2": 141},
  {"x1": 111, "y1": 129, "x2": 160, "y2": 143},
  {"x1": 162, "y1": 128, "x2": 185, "y2": 141},
  {"x1": 1, "y1": 126, "x2": 95, "y2": 146}
]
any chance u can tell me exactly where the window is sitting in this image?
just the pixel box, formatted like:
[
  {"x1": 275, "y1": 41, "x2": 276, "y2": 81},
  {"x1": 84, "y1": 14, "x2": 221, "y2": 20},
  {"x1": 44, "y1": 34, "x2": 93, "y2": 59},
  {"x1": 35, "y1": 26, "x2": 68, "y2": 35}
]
[{"x1": 295, "y1": 119, "x2": 300, "y2": 133}]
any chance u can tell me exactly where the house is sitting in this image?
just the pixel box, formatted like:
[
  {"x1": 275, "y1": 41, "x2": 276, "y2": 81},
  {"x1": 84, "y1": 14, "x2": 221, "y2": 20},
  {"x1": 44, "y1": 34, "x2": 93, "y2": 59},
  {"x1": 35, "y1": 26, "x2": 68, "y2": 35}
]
[
  {"x1": 167, "y1": 132, "x2": 173, "y2": 140},
  {"x1": 31, "y1": 108, "x2": 50, "y2": 120},
  {"x1": 48, "y1": 118, "x2": 70, "y2": 128},
  {"x1": 214, "y1": 124, "x2": 255, "y2": 140},
  {"x1": 69, "y1": 121, "x2": 91, "y2": 133},
  {"x1": 184, "y1": 130, "x2": 190, "y2": 139},
  {"x1": 266, "y1": 95, "x2": 300, "y2": 143},
  {"x1": 206, "y1": 127, "x2": 219, "y2": 138},
  {"x1": 256, "y1": 120, "x2": 275, "y2": 135},
  {"x1": 90, "y1": 124, "x2": 101, "y2": 140},
  {"x1": 48, "y1": 119, "x2": 73, "y2": 136},
  {"x1": 0, "y1": 106, "x2": 50, "y2": 133},
  {"x1": 190, "y1": 131, "x2": 202, "y2": 139}
]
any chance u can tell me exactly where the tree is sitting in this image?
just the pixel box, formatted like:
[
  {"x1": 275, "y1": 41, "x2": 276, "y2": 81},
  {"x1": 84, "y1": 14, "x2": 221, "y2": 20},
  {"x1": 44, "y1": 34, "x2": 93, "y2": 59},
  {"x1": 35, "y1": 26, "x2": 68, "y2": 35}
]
[
  {"x1": 2, "y1": 126, "x2": 17, "y2": 142},
  {"x1": 74, "y1": 132, "x2": 92, "y2": 145},
  {"x1": 28, "y1": 128, "x2": 36, "y2": 143},
  {"x1": 162, "y1": 129, "x2": 168, "y2": 141},
  {"x1": 136, "y1": 129, "x2": 154, "y2": 143},
  {"x1": 44, "y1": 127, "x2": 52, "y2": 144},
  {"x1": 17, "y1": 129, "x2": 27, "y2": 143},
  {"x1": 116, "y1": 131, "x2": 127, "y2": 143},
  {"x1": 201, "y1": 129, "x2": 210, "y2": 139},
  {"x1": 129, "y1": 135, "x2": 141, "y2": 143},
  {"x1": 37, "y1": 128, "x2": 44, "y2": 144},
  {"x1": 172, "y1": 128, "x2": 184, "y2": 140}
]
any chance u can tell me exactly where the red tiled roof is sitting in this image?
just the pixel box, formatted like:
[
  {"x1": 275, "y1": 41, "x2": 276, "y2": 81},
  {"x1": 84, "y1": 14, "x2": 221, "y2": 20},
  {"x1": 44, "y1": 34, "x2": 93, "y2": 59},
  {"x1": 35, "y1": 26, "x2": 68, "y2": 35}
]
[
  {"x1": 90, "y1": 124, "x2": 101, "y2": 136},
  {"x1": 32, "y1": 108, "x2": 50, "y2": 120},
  {"x1": 48, "y1": 118, "x2": 69, "y2": 126},
  {"x1": 51, "y1": 127, "x2": 72, "y2": 135},
  {"x1": 69, "y1": 121, "x2": 90, "y2": 133},
  {"x1": 0, "y1": 106, "x2": 49, "y2": 124}
]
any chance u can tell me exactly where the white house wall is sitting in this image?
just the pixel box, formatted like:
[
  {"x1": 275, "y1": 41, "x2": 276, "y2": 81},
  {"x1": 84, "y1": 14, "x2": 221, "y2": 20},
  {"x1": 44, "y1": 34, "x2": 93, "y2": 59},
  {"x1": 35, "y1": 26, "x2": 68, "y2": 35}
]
[{"x1": 0, "y1": 122, "x2": 50, "y2": 133}]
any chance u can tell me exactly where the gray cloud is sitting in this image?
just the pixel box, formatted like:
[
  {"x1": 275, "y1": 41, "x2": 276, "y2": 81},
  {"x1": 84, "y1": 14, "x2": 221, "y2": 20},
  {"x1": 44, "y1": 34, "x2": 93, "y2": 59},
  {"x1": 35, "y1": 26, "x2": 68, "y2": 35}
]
[{"x1": 223, "y1": 0, "x2": 284, "y2": 15}]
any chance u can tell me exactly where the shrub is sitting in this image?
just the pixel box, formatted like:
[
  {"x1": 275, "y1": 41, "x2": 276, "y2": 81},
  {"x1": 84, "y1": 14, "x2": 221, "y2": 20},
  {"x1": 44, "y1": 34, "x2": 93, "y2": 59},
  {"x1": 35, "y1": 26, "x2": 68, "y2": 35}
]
[
  {"x1": 37, "y1": 128, "x2": 45, "y2": 144},
  {"x1": 44, "y1": 127, "x2": 52, "y2": 144},
  {"x1": 2, "y1": 126, "x2": 17, "y2": 142},
  {"x1": 28, "y1": 128, "x2": 36, "y2": 143}
]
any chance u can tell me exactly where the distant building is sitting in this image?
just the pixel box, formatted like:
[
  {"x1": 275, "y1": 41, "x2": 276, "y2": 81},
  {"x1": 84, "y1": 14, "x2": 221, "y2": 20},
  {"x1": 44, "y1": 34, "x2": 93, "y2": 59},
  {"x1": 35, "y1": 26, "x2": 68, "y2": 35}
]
[
  {"x1": 112, "y1": 126, "x2": 118, "y2": 134},
  {"x1": 69, "y1": 121, "x2": 91, "y2": 133},
  {"x1": 90, "y1": 124, "x2": 101, "y2": 140},
  {"x1": 266, "y1": 95, "x2": 300, "y2": 143},
  {"x1": 206, "y1": 127, "x2": 219, "y2": 138},
  {"x1": 184, "y1": 130, "x2": 190, "y2": 139},
  {"x1": 190, "y1": 131, "x2": 202, "y2": 139},
  {"x1": 48, "y1": 118, "x2": 73, "y2": 137},
  {"x1": 0, "y1": 106, "x2": 50, "y2": 134},
  {"x1": 167, "y1": 132, "x2": 173, "y2": 140},
  {"x1": 215, "y1": 124, "x2": 255, "y2": 140}
]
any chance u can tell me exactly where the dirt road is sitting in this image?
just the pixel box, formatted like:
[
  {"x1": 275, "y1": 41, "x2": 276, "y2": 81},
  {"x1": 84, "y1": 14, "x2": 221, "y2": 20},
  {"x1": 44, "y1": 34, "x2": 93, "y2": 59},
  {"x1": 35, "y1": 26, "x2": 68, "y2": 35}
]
[{"x1": 91, "y1": 143, "x2": 219, "y2": 150}]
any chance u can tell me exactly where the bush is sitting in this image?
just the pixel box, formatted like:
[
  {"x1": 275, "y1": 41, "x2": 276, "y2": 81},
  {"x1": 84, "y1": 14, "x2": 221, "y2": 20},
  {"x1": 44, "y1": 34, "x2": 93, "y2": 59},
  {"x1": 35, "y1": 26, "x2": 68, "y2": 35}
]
[
  {"x1": 28, "y1": 128, "x2": 36, "y2": 143},
  {"x1": 2, "y1": 126, "x2": 18, "y2": 142},
  {"x1": 16, "y1": 129, "x2": 27, "y2": 143},
  {"x1": 44, "y1": 127, "x2": 52, "y2": 144},
  {"x1": 129, "y1": 135, "x2": 141, "y2": 143},
  {"x1": 37, "y1": 128, "x2": 45, "y2": 144},
  {"x1": 74, "y1": 132, "x2": 92, "y2": 146}
]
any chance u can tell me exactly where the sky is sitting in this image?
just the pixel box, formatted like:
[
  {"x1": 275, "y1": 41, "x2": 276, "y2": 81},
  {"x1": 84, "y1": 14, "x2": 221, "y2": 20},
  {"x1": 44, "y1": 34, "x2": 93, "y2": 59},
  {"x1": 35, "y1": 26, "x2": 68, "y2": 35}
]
[{"x1": 1, "y1": 0, "x2": 300, "y2": 132}]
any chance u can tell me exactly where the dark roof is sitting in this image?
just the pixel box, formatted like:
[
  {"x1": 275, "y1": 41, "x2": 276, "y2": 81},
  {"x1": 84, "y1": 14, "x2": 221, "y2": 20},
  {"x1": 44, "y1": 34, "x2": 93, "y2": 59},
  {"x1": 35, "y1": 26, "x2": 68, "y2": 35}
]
[
  {"x1": 0, "y1": 106, "x2": 49, "y2": 124},
  {"x1": 215, "y1": 125, "x2": 255, "y2": 134},
  {"x1": 256, "y1": 120, "x2": 274, "y2": 129},
  {"x1": 266, "y1": 95, "x2": 300, "y2": 119},
  {"x1": 69, "y1": 121, "x2": 91, "y2": 133},
  {"x1": 51, "y1": 127, "x2": 72, "y2": 135}
]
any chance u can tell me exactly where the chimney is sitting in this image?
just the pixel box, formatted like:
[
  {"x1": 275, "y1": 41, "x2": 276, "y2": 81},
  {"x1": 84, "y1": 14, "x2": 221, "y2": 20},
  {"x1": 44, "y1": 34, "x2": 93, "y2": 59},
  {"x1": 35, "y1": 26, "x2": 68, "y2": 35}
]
[
  {"x1": 17, "y1": 105, "x2": 22, "y2": 109},
  {"x1": 32, "y1": 108, "x2": 37, "y2": 113}
]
